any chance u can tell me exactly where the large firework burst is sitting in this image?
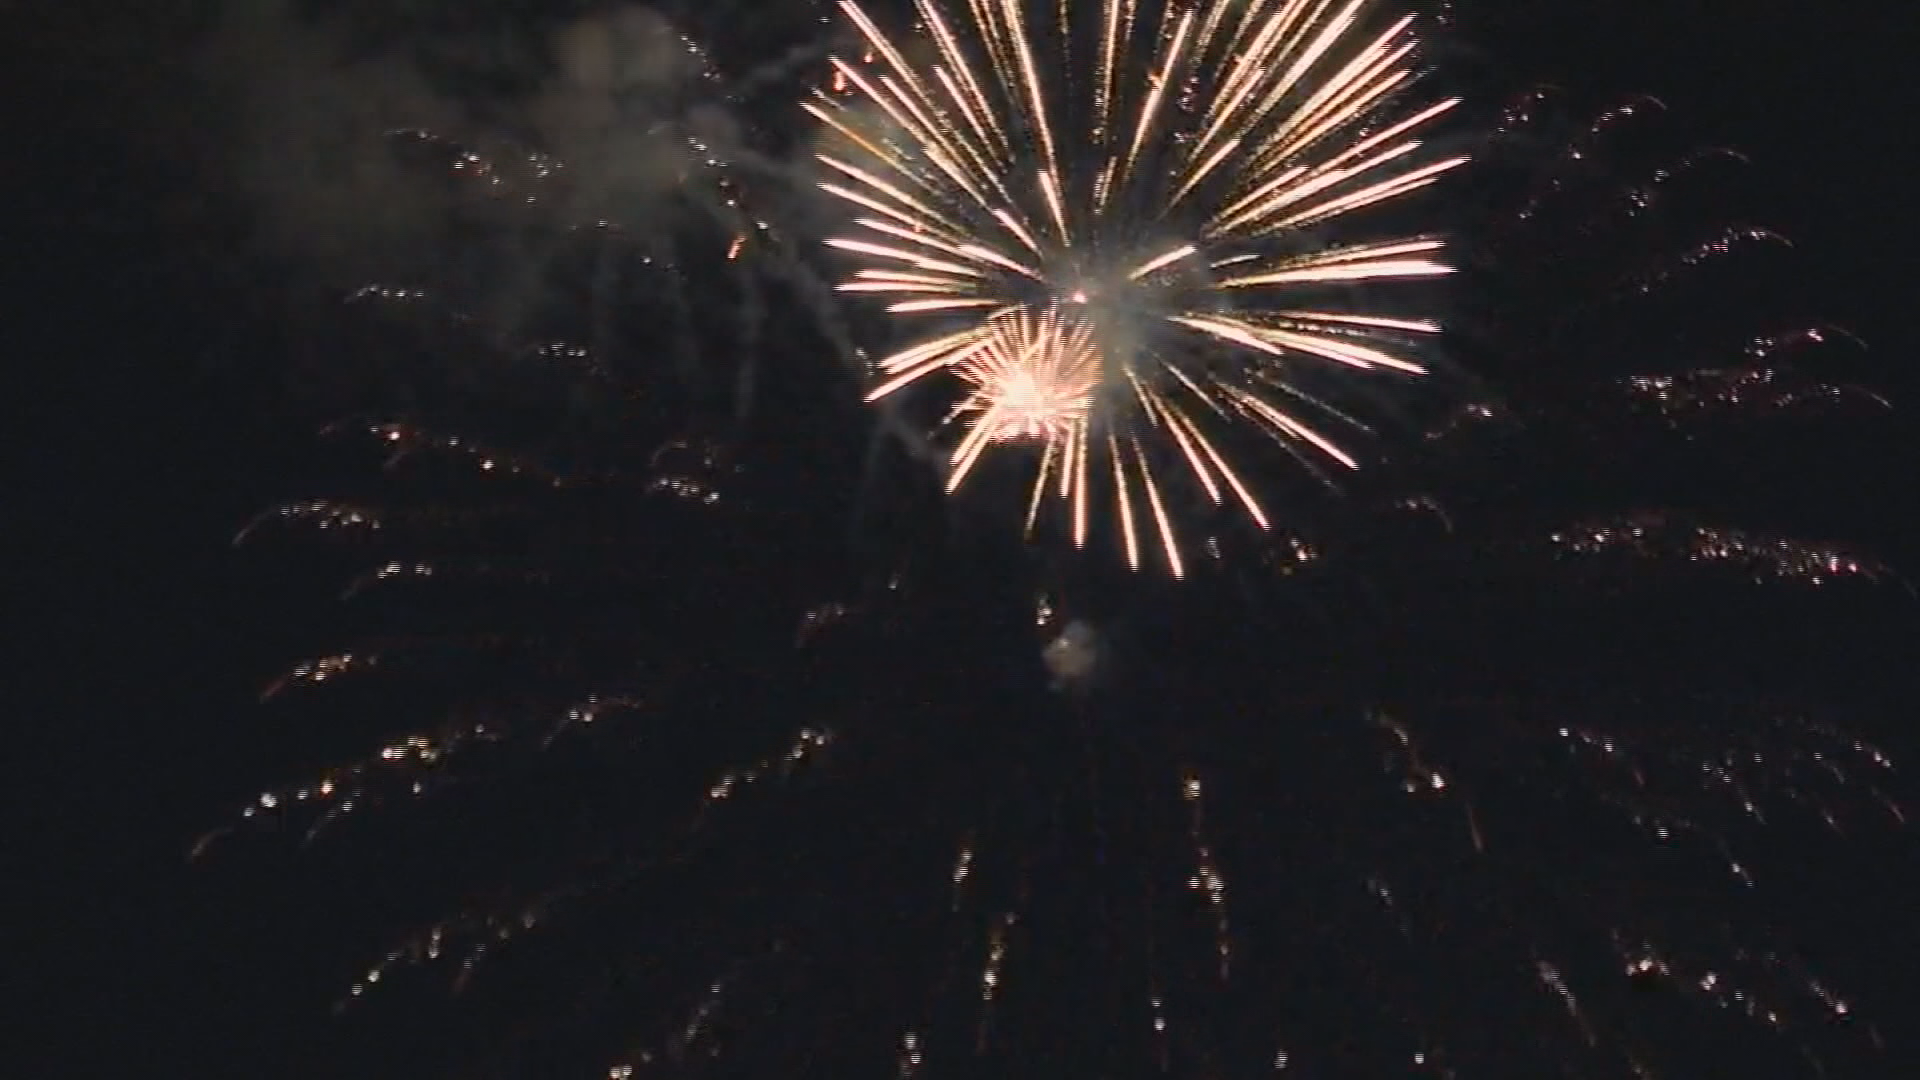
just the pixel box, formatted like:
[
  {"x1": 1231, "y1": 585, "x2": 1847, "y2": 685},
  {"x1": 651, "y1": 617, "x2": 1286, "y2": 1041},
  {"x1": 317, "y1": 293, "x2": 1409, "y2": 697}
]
[{"x1": 814, "y1": 0, "x2": 1466, "y2": 576}]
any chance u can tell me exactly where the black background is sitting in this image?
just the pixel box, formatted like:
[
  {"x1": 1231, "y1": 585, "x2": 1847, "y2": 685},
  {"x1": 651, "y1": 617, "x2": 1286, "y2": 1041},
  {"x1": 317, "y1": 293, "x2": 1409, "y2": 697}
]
[{"x1": 10, "y1": 0, "x2": 1919, "y2": 1075}]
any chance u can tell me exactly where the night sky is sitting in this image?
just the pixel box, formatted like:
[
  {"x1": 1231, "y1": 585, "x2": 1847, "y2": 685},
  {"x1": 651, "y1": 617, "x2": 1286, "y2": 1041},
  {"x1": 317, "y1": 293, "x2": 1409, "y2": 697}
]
[{"x1": 13, "y1": 0, "x2": 1920, "y2": 1076}]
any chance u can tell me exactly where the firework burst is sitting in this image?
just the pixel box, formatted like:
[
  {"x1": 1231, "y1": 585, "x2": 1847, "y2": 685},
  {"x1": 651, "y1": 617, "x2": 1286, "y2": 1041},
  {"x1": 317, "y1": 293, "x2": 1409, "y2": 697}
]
[
  {"x1": 813, "y1": 0, "x2": 1465, "y2": 575},
  {"x1": 950, "y1": 306, "x2": 1099, "y2": 450}
]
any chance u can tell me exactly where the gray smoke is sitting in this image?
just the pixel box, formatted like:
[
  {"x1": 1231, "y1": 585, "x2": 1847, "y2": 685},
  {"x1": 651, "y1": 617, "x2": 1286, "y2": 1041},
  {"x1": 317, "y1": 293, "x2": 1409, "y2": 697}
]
[
  {"x1": 200, "y1": 1, "x2": 742, "y2": 285},
  {"x1": 1042, "y1": 619, "x2": 1103, "y2": 692}
]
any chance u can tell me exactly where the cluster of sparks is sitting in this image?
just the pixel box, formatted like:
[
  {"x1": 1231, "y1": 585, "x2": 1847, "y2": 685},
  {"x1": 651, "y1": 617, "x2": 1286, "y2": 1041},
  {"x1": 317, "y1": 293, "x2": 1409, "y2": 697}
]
[
  {"x1": 1548, "y1": 514, "x2": 1894, "y2": 587},
  {"x1": 814, "y1": 0, "x2": 1465, "y2": 576},
  {"x1": 192, "y1": 694, "x2": 654, "y2": 858},
  {"x1": 1613, "y1": 353, "x2": 1887, "y2": 422},
  {"x1": 1555, "y1": 716, "x2": 1906, "y2": 839},
  {"x1": 342, "y1": 420, "x2": 564, "y2": 487},
  {"x1": 1180, "y1": 771, "x2": 1233, "y2": 979},
  {"x1": 208, "y1": 721, "x2": 837, "y2": 1019},
  {"x1": 207, "y1": 411, "x2": 1909, "y2": 1073},
  {"x1": 1358, "y1": 707, "x2": 1895, "y2": 1066}
]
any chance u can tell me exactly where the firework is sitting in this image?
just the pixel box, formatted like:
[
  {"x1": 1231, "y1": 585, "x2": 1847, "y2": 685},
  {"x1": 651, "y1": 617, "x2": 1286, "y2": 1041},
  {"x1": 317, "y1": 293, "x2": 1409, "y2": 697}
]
[
  {"x1": 197, "y1": 12, "x2": 1909, "y2": 1075},
  {"x1": 813, "y1": 0, "x2": 1464, "y2": 576}
]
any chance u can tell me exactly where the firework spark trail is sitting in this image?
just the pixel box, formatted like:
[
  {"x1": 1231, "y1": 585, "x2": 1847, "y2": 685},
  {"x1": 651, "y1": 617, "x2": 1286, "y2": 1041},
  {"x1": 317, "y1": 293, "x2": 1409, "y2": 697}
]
[
  {"x1": 1375, "y1": 713, "x2": 1485, "y2": 853},
  {"x1": 1613, "y1": 365, "x2": 1889, "y2": 422},
  {"x1": 974, "y1": 908, "x2": 1020, "y2": 1051},
  {"x1": 1547, "y1": 514, "x2": 1896, "y2": 588},
  {"x1": 1179, "y1": 769, "x2": 1233, "y2": 980},
  {"x1": 1619, "y1": 224, "x2": 1793, "y2": 296},
  {"x1": 189, "y1": 693, "x2": 661, "y2": 860},
  {"x1": 334, "y1": 421, "x2": 566, "y2": 487},
  {"x1": 309, "y1": 726, "x2": 835, "y2": 1012},
  {"x1": 1613, "y1": 930, "x2": 1867, "y2": 1060},
  {"x1": 1556, "y1": 715, "x2": 1907, "y2": 840},
  {"x1": 814, "y1": 0, "x2": 1464, "y2": 575},
  {"x1": 608, "y1": 965, "x2": 742, "y2": 1073},
  {"x1": 233, "y1": 501, "x2": 384, "y2": 545}
]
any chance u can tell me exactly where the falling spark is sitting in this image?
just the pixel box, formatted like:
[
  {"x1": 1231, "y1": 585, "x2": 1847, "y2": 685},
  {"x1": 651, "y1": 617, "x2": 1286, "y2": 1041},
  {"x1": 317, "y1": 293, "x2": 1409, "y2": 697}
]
[{"x1": 1181, "y1": 769, "x2": 1233, "y2": 979}]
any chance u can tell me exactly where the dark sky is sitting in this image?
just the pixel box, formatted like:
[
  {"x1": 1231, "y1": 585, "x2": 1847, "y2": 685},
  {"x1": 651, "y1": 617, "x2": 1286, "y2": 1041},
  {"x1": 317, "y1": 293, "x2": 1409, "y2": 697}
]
[
  {"x1": 1484, "y1": 1, "x2": 1917, "y2": 386},
  {"x1": 10, "y1": 0, "x2": 1918, "y2": 1076}
]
